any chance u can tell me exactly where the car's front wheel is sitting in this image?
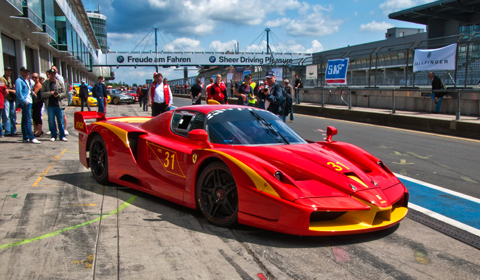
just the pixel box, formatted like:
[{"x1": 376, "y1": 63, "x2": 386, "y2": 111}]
[
  {"x1": 113, "y1": 98, "x2": 119, "y2": 105},
  {"x1": 89, "y1": 134, "x2": 109, "y2": 185},
  {"x1": 197, "y1": 162, "x2": 238, "y2": 227}
]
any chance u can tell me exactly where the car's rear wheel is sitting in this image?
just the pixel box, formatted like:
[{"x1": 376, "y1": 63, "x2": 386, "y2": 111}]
[
  {"x1": 113, "y1": 98, "x2": 119, "y2": 105},
  {"x1": 197, "y1": 162, "x2": 238, "y2": 227},
  {"x1": 89, "y1": 134, "x2": 109, "y2": 185}
]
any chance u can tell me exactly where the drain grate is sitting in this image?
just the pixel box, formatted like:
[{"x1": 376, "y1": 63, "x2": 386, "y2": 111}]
[{"x1": 407, "y1": 208, "x2": 480, "y2": 250}]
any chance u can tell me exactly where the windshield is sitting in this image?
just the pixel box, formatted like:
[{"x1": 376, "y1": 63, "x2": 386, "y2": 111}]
[{"x1": 206, "y1": 108, "x2": 306, "y2": 145}]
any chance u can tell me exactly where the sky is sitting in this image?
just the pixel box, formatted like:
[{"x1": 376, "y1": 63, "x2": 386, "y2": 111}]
[{"x1": 82, "y1": 0, "x2": 436, "y2": 86}]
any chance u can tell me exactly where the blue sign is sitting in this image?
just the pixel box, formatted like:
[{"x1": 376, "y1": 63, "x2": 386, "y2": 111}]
[{"x1": 325, "y1": 58, "x2": 349, "y2": 85}]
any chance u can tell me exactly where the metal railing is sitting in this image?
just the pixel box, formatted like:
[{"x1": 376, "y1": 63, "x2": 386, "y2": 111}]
[{"x1": 315, "y1": 87, "x2": 480, "y2": 121}]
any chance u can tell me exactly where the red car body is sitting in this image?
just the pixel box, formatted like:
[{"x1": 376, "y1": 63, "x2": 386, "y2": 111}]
[
  {"x1": 125, "y1": 90, "x2": 139, "y2": 102},
  {"x1": 74, "y1": 105, "x2": 408, "y2": 236}
]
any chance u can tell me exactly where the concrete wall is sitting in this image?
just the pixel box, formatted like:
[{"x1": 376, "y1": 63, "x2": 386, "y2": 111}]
[{"x1": 299, "y1": 88, "x2": 480, "y2": 116}]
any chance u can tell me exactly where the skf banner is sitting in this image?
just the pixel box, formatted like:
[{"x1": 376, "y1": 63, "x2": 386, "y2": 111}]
[
  {"x1": 413, "y1": 43, "x2": 457, "y2": 72},
  {"x1": 325, "y1": 58, "x2": 349, "y2": 85}
]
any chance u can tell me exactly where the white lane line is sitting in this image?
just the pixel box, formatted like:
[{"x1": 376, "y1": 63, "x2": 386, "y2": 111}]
[
  {"x1": 409, "y1": 203, "x2": 480, "y2": 237},
  {"x1": 394, "y1": 173, "x2": 480, "y2": 204}
]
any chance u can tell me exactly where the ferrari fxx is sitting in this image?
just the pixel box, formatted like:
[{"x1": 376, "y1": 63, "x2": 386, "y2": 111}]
[{"x1": 74, "y1": 106, "x2": 408, "y2": 235}]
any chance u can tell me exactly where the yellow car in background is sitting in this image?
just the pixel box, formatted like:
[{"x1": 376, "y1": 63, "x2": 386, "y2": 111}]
[{"x1": 71, "y1": 92, "x2": 111, "y2": 107}]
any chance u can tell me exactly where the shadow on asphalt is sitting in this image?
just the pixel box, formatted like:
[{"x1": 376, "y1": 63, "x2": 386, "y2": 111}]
[{"x1": 46, "y1": 171, "x2": 400, "y2": 249}]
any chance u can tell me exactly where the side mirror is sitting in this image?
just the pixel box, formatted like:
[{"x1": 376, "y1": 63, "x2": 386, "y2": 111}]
[
  {"x1": 187, "y1": 129, "x2": 213, "y2": 148},
  {"x1": 326, "y1": 126, "x2": 338, "y2": 143}
]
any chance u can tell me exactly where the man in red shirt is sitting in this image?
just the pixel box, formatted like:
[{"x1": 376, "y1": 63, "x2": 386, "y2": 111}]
[{"x1": 209, "y1": 74, "x2": 228, "y2": 104}]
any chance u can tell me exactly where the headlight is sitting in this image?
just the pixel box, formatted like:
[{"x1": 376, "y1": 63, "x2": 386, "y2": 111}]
[{"x1": 274, "y1": 171, "x2": 283, "y2": 181}]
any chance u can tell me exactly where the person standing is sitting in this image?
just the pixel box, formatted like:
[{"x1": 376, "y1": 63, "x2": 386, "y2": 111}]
[
  {"x1": 256, "y1": 81, "x2": 266, "y2": 109},
  {"x1": 92, "y1": 76, "x2": 107, "y2": 115},
  {"x1": 41, "y1": 69, "x2": 67, "y2": 142},
  {"x1": 283, "y1": 79, "x2": 294, "y2": 123},
  {"x1": 137, "y1": 85, "x2": 143, "y2": 108},
  {"x1": 31, "y1": 73, "x2": 44, "y2": 137},
  {"x1": 79, "y1": 79, "x2": 90, "y2": 111},
  {"x1": 428, "y1": 72, "x2": 446, "y2": 114},
  {"x1": 0, "y1": 80, "x2": 6, "y2": 138},
  {"x1": 1, "y1": 67, "x2": 17, "y2": 136},
  {"x1": 141, "y1": 84, "x2": 149, "y2": 112},
  {"x1": 190, "y1": 78, "x2": 203, "y2": 105},
  {"x1": 264, "y1": 70, "x2": 285, "y2": 117},
  {"x1": 234, "y1": 74, "x2": 255, "y2": 106},
  {"x1": 16, "y1": 67, "x2": 40, "y2": 144},
  {"x1": 209, "y1": 74, "x2": 228, "y2": 104},
  {"x1": 49, "y1": 65, "x2": 69, "y2": 135},
  {"x1": 149, "y1": 73, "x2": 172, "y2": 116},
  {"x1": 205, "y1": 78, "x2": 214, "y2": 102},
  {"x1": 294, "y1": 74, "x2": 302, "y2": 104}
]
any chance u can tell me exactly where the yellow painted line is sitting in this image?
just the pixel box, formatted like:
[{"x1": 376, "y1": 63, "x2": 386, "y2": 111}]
[
  {"x1": 304, "y1": 114, "x2": 480, "y2": 143},
  {"x1": 32, "y1": 149, "x2": 67, "y2": 187},
  {"x1": 0, "y1": 196, "x2": 137, "y2": 250}
]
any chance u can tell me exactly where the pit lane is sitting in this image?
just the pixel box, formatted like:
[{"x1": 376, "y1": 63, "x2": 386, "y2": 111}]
[{"x1": 0, "y1": 99, "x2": 478, "y2": 279}]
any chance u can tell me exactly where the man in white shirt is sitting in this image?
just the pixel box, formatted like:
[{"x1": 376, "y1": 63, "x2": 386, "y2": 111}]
[{"x1": 148, "y1": 72, "x2": 172, "y2": 116}]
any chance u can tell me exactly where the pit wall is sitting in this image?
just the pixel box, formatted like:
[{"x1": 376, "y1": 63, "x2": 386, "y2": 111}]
[{"x1": 299, "y1": 88, "x2": 480, "y2": 116}]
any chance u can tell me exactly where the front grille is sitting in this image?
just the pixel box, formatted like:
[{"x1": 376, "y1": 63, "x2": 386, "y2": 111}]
[{"x1": 310, "y1": 211, "x2": 346, "y2": 223}]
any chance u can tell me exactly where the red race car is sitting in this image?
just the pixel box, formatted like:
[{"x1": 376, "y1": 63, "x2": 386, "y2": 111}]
[
  {"x1": 125, "y1": 90, "x2": 139, "y2": 102},
  {"x1": 74, "y1": 106, "x2": 408, "y2": 236}
]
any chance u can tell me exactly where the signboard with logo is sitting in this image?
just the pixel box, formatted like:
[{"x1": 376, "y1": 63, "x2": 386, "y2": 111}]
[
  {"x1": 325, "y1": 58, "x2": 349, "y2": 85},
  {"x1": 306, "y1": 65, "x2": 317, "y2": 80},
  {"x1": 99, "y1": 53, "x2": 311, "y2": 67},
  {"x1": 413, "y1": 43, "x2": 457, "y2": 72},
  {"x1": 272, "y1": 68, "x2": 283, "y2": 81},
  {"x1": 226, "y1": 73, "x2": 233, "y2": 82}
]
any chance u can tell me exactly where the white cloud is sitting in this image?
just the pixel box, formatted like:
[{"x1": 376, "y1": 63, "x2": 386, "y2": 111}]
[
  {"x1": 379, "y1": 0, "x2": 436, "y2": 14},
  {"x1": 274, "y1": 39, "x2": 324, "y2": 53},
  {"x1": 283, "y1": 4, "x2": 342, "y2": 37},
  {"x1": 265, "y1": 18, "x2": 291, "y2": 28},
  {"x1": 244, "y1": 41, "x2": 274, "y2": 53},
  {"x1": 267, "y1": 0, "x2": 302, "y2": 15},
  {"x1": 306, "y1": 40, "x2": 323, "y2": 53},
  {"x1": 359, "y1": 21, "x2": 394, "y2": 32},
  {"x1": 164, "y1": 38, "x2": 204, "y2": 52},
  {"x1": 209, "y1": 40, "x2": 238, "y2": 52}
]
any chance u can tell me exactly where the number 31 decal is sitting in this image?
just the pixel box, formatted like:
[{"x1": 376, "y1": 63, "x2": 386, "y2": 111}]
[
  {"x1": 164, "y1": 151, "x2": 175, "y2": 170},
  {"x1": 327, "y1": 161, "x2": 350, "y2": 172}
]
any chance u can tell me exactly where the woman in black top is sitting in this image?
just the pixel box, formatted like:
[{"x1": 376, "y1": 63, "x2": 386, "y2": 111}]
[{"x1": 31, "y1": 74, "x2": 44, "y2": 137}]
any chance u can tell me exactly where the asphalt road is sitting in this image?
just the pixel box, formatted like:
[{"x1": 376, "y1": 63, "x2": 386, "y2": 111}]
[{"x1": 0, "y1": 99, "x2": 479, "y2": 279}]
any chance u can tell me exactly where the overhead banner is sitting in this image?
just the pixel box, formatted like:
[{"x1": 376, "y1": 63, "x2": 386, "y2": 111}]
[
  {"x1": 99, "y1": 53, "x2": 311, "y2": 67},
  {"x1": 306, "y1": 65, "x2": 317, "y2": 80},
  {"x1": 413, "y1": 43, "x2": 457, "y2": 72},
  {"x1": 325, "y1": 58, "x2": 349, "y2": 85}
]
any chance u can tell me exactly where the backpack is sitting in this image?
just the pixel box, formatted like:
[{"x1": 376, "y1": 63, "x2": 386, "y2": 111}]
[{"x1": 283, "y1": 92, "x2": 293, "y2": 116}]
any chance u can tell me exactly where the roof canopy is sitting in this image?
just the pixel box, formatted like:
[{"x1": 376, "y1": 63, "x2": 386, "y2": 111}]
[{"x1": 389, "y1": 0, "x2": 480, "y2": 25}]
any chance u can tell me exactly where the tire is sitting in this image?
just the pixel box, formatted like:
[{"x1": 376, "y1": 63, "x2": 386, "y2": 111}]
[
  {"x1": 197, "y1": 162, "x2": 238, "y2": 227},
  {"x1": 113, "y1": 98, "x2": 119, "y2": 105},
  {"x1": 89, "y1": 134, "x2": 109, "y2": 185}
]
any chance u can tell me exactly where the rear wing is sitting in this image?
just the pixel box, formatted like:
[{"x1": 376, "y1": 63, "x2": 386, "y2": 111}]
[{"x1": 74, "y1": 111, "x2": 106, "y2": 135}]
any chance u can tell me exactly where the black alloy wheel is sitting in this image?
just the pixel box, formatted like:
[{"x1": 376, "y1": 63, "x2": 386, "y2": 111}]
[
  {"x1": 197, "y1": 162, "x2": 238, "y2": 227},
  {"x1": 113, "y1": 98, "x2": 119, "y2": 105},
  {"x1": 89, "y1": 134, "x2": 109, "y2": 185}
]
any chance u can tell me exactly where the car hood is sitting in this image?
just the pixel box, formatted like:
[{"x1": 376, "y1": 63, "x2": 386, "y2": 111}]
[{"x1": 233, "y1": 143, "x2": 401, "y2": 205}]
